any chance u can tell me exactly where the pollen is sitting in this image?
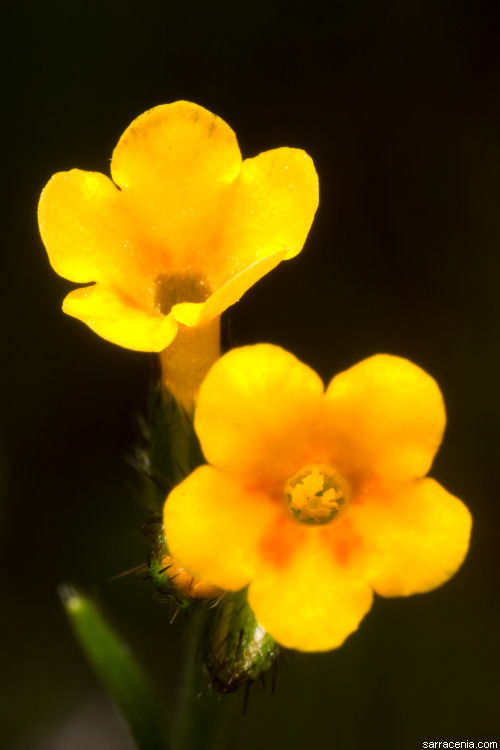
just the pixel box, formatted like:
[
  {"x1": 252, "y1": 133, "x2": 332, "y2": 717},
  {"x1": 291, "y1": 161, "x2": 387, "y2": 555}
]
[{"x1": 284, "y1": 464, "x2": 350, "y2": 525}]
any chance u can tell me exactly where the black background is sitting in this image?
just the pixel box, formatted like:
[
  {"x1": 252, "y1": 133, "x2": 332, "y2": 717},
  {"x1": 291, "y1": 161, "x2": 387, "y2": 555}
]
[{"x1": 3, "y1": 1, "x2": 500, "y2": 748}]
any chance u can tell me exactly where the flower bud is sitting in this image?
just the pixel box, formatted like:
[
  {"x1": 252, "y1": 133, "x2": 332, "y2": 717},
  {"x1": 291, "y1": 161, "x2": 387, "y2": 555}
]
[
  {"x1": 147, "y1": 522, "x2": 221, "y2": 604},
  {"x1": 201, "y1": 589, "x2": 279, "y2": 694}
]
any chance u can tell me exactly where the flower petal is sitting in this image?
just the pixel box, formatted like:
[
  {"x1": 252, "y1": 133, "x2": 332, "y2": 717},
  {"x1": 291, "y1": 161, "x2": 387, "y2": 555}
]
[
  {"x1": 249, "y1": 532, "x2": 373, "y2": 652},
  {"x1": 209, "y1": 147, "x2": 319, "y2": 282},
  {"x1": 163, "y1": 465, "x2": 281, "y2": 590},
  {"x1": 110, "y1": 101, "x2": 242, "y2": 260},
  {"x1": 38, "y1": 169, "x2": 137, "y2": 285},
  {"x1": 325, "y1": 354, "x2": 446, "y2": 484},
  {"x1": 349, "y1": 478, "x2": 472, "y2": 597},
  {"x1": 195, "y1": 344, "x2": 327, "y2": 489},
  {"x1": 63, "y1": 284, "x2": 177, "y2": 352}
]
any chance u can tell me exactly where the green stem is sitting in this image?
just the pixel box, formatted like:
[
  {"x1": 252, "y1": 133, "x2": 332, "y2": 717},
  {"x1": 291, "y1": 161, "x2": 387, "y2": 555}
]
[{"x1": 172, "y1": 608, "x2": 237, "y2": 750}]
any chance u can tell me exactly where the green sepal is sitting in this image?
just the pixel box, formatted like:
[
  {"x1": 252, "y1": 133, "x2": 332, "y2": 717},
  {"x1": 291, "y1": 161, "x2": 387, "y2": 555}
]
[
  {"x1": 201, "y1": 589, "x2": 279, "y2": 694},
  {"x1": 60, "y1": 585, "x2": 169, "y2": 750},
  {"x1": 144, "y1": 520, "x2": 192, "y2": 611}
]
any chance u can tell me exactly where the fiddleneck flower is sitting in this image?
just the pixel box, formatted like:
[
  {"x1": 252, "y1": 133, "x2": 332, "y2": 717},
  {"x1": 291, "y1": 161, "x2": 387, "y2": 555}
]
[
  {"x1": 163, "y1": 345, "x2": 472, "y2": 652},
  {"x1": 38, "y1": 101, "x2": 318, "y2": 354}
]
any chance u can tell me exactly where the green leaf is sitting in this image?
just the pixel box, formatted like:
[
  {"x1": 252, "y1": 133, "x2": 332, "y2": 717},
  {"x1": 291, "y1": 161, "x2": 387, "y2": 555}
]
[{"x1": 60, "y1": 584, "x2": 169, "y2": 750}]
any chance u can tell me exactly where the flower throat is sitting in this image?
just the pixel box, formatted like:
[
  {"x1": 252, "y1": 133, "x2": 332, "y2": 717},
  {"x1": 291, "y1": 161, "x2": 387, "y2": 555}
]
[
  {"x1": 155, "y1": 271, "x2": 212, "y2": 315},
  {"x1": 284, "y1": 464, "x2": 350, "y2": 525}
]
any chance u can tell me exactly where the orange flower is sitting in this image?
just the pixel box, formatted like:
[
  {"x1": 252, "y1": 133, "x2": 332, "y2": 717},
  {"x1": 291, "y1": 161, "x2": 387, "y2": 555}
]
[
  {"x1": 38, "y1": 102, "x2": 318, "y2": 353},
  {"x1": 163, "y1": 345, "x2": 472, "y2": 652}
]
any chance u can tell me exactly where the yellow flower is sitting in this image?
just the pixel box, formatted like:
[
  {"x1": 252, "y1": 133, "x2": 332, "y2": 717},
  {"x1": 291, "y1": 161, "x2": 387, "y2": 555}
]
[
  {"x1": 163, "y1": 345, "x2": 472, "y2": 652},
  {"x1": 38, "y1": 101, "x2": 318, "y2": 353}
]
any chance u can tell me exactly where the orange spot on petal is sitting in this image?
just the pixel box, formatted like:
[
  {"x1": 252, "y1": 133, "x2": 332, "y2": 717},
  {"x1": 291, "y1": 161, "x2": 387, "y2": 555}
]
[
  {"x1": 324, "y1": 519, "x2": 365, "y2": 568},
  {"x1": 259, "y1": 515, "x2": 303, "y2": 569}
]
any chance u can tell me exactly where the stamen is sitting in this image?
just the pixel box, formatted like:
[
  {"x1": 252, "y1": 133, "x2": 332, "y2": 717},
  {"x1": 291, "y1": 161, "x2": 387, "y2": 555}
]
[{"x1": 284, "y1": 463, "x2": 350, "y2": 525}]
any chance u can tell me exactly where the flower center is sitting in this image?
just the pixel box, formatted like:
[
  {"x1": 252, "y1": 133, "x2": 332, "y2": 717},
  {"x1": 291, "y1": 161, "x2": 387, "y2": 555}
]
[
  {"x1": 155, "y1": 272, "x2": 212, "y2": 315},
  {"x1": 284, "y1": 463, "x2": 350, "y2": 525}
]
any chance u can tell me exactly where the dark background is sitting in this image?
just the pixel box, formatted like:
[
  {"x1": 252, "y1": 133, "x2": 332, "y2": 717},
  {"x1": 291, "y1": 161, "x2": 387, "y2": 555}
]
[{"x1": 3, "y1": 1, "x2": 500, "y2": 747}]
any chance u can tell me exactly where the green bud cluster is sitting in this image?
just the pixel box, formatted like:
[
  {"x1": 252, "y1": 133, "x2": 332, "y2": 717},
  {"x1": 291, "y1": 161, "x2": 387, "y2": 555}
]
[{"x1": 136, "y1": 383, "x2": 279, "y2": 692}]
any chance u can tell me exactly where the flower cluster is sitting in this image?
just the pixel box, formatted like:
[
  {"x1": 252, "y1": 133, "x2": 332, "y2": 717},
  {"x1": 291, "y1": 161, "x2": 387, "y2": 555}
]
[{"x1": 39, "y1": 100, "x2": 471, "y2": 657}]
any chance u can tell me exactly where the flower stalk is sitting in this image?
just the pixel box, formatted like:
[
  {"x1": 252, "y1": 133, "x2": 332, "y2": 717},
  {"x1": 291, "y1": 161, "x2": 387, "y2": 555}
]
[{"x1": 172, "y1": 608, "x2": 239, "y2": 750}]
